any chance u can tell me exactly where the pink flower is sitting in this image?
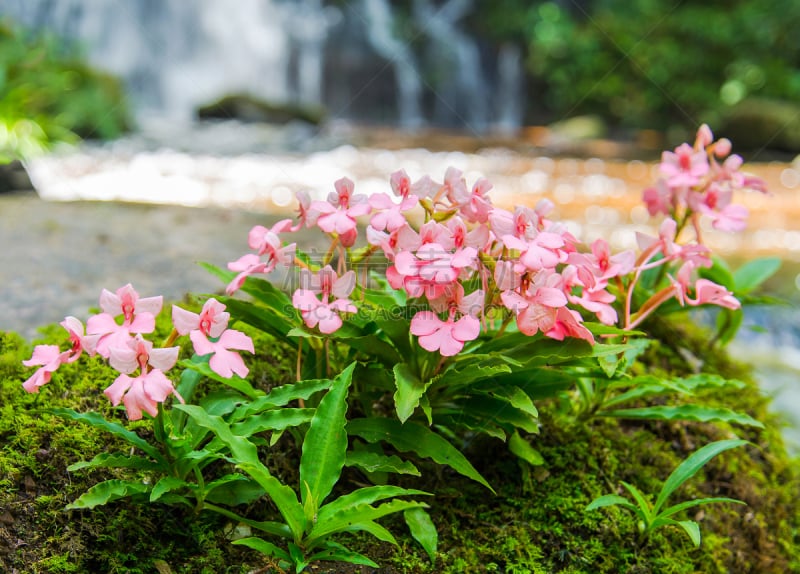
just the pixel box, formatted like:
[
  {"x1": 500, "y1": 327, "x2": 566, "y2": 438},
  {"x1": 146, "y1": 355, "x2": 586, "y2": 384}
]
[
  {"x1": 248, "y1": 219, "x2": 294, "y2": 257},
  {"x1": 312, "y1": 177, "x2": 371, "y2": 241},
  {"x1": 546, "y1": 308, "x2": 595, "y2": 344},
  {"x1": 104, "y1": 335, "x2": 182, "y2": 420},
  {"x1": 458, "y1": 177, "x2": 493, "y2": 223},
  {"x1": 104, "y1": 371, "x2": 181, "y2": 421},
  {"x1": 642, "y1": 179, "x2": 672, "y2": 216},
  {"x1": 369, "y1": 192, "x2": 418, "y2": 232},
  {"x1": 172, "y1": 298, "x2": 230, "y2": 338},
  {"x1": 293, "y1": 190, "x2": 319, "y2": 231},
  {"x1": 660, "y1": 143, "x2": 709, "y2": 188},
  {"x1": 503, "y1": 231, "x2": 566, "y2": 272},
  {"x1": 226, "y1": 242, "x2": 296, "y2": 295},
  {"x1": 22, "y1": 345, "x2": 69, "y2": 393},
  {"x1": 86, "y1": 284, "x2": 163, "y2": 358},
  {"x1": 60, "y1": 316, "x2": 99, "y2": 363},
  {"x1": 292, "y1": 266, "x2": 357, "y2": 334},
  {"x1": 500, "y1": 273, "x2": 568, "y2": 336},
  {"x1": 410, "y1": 311, "x2": 480, "y2": 356},
  {"x1": 190, "y1": 329, "x2": 254, "y2": 378}
]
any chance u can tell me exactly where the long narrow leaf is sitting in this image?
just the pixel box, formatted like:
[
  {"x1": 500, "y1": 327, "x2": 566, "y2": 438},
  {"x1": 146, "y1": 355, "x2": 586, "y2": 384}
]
[
  {"x1": 598, "y1": 405, "x2": 763, "y2": 429},
  {"x1": 393, "y1": 363, "x2": 429, "y2": 423},
  {"x1": 67, "y1": 453, "x2": 164, "y2": 473},
  {"x1": 585, "y1": 494, "x2": 638, "y2": 513},
  {"x1": 300, "y1": 363, "x2": 355, "y2": 513},
  {"x1": 232, "y1": 537, "x2": 291, "y2": 562},
  {"x1": 65, "y1": 479, "x2": 150, "y2": 510},
  {"x1": 307, "y1": 499, "x2": 428, "y2": 543},
  {"x1": 347, "y1": 417, "x2": 494, "y2": 492},
  {"x1": 317, "y1": 485, "x2": 430, "y2": 525},
  {"x1": 49, "y1": 408, "x2": 162, "y2": 461},
  {"x1": 404, "y1": 507, "x2": 438, "y2": 563},
  {"x1": 653, "y1": 439, "x2": 749, "y2": 515},
  {"x1": 305, "y1": 542, "x2": 379, "y2": 569},
  {"x1": 657, "y1": 496, "x2": 746, "y2": 520}
]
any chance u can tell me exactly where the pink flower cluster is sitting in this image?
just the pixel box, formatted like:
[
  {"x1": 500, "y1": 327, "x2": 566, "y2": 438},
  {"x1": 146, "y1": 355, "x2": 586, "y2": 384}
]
[
  {"x1": 224, "y1": 143, "x2": 756, "y2": 357},
  {"x1": 23, "y1": 284, "x2": 253, "y2": 420},
  {"x1": 644, "y1": 124, "x2": 767, "y2": 233}
]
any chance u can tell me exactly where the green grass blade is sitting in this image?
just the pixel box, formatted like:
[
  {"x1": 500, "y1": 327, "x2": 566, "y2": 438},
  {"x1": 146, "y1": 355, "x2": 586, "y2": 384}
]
[
  {"x1": 653, "y1": 439, "x2": 749, "y2": 515},
  {"x1": 299, "y1": 363, "x2": 355, "y2": 512},
  {"x1": 620, "y1": 481, "x2": 653, "y2": 522}
]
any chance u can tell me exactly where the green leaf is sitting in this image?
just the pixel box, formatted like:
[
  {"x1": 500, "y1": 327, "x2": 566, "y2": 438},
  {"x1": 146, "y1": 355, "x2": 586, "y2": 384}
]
[
  {"x1": 597, "y1": 405, "x2": 763, "y2": 429},
  {"x1": 65, "y1": 479, "x2": 150, "y2": 510},
  {"x1": 404, "y1": 508, "x2": 438, "y2": 563},
  {"x1": 232, "y1": 408, "x2": 315, "y2": 436},
  {"x1": 345, "y1": 451, "x2": 421, "y2": 476},
  {"x1": 733, "y1": 257, "x2": 781, "y2": 294},
  {"x1": 621, "y1": 481, "x2": 653, "y2": 522},
  {"x1": 508, "y1": 431, "x2": 544, "y2": 466},
  {"x1": 478, "y1": 384, "x2": 539, "y2": 418},
  {"x1": 585, "y1": 494, "x2": 638, "y2": 513},
  {"x1": 67, "y1": 453, "x2": 163, "y2": 473},
  {"x1": 49, "y1": 408, "x2": 163, "y2": 462},
  {"x1": 173, "y1": 405, "x2": 259, "y2": 464},
  {"x1": 650, "y1": 518, "x2": 702, "y2": 547},
  {"x1": 317, "y1": 486, "x2": 430, "y2": 526},
  {"x1": 305, "y1": 542, "x2": 379, "y2": 569},
  {"x1": 204, "y1": 476, "x2": 265, "y2": 506},
  {"x1": 653, "y1": 439, "x2": 749, "y2": 515},
  {"x1": 300, "y1": 363, "x2": 355, "y2": 513},
  {"x1": 448, "y1": 396, "x2": 539, "y2": 434},
  {"x1": 240, "y1": 378, "x2": 333, "y2": 416},
  {"x1": 150, "y1": 477, "x2": 189, "y2": 502},
  {"x1": 393, "y1": 363, "x2": 430, "y2": 423},
  {"x1": 308, "y1": 499, "x2": 428, "y2": 543},
  {"x1": 237, "y1": 462, "x2": 306, "y2": 542},
  {"x1": 347, "y1": 417, "x2": 494, "y2": 492},
  {"x1": 657, "y1": 496, "x2": 746, "y2": 520},
  {"x1": 232, "y1": 537, "x2": 291, "y2": 562},
  {"x1": 179, "y1": 359, "x2": 262, "y2": 400},
  {"x1": 715, "y1": 308, "x2": 744, "y2": 346}
]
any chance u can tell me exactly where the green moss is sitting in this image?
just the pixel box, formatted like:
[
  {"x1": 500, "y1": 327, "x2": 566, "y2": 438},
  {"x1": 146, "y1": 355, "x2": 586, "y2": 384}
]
[{"x1": 2, "y1": 307, "x2": 799, "y2": 573}]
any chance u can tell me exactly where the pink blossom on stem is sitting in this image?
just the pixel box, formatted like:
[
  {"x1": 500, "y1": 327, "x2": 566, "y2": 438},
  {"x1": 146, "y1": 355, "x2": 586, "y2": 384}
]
[
  {"x1": 660, "y1": 143, "x2": 709, "y2": 188},
  {"x1": 104, "y1": 335, "x2": 182, "y2": 421},
  {"x1": 642, "y1": 179, "x2": 672, "y2": 216},
  {"x1": 22, "y1": 345, "x2": 69, "y2": 393},
  {"x1": 312, "y1": 177, "x2": 371, "y2": 239},
  {"x1": 86, "y1": 284, "x2": 163, "y2": 358},
  {"x1": 172, "y1": 298, "x2": 230, "y2": 338},
  {"x1": 369, "y1": 192, "x2": 418, "y2": 232},
  {"x1": 60, "y1": 316, "x2": 99, "y2": 362},
  {"x1": 546, "y1": 308, "x2": 595, "y2": 344},
  {"x1": 190, "y1": 329, "x2": 254, "y2": 378},
  {"x1": 293, "y1": 190, "x2": 319, "y2": 230},
  {"x1": 410, "y1": 310, "x2": 480, "y2": 356},
  {"x1": 292, "y1": 266, "x2": 357, "y2": 334}
]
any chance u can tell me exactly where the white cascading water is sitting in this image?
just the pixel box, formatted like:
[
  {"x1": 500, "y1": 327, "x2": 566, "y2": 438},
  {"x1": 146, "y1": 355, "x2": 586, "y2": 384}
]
[{"x1": 1, "y1": 0, "x2": 525, "y2": 131}]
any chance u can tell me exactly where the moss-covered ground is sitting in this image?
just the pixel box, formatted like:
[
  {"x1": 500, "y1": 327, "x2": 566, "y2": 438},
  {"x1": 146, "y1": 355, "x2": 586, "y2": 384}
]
[{"x1": 1, "y1": 304, "x2": 799, "y2": 573}]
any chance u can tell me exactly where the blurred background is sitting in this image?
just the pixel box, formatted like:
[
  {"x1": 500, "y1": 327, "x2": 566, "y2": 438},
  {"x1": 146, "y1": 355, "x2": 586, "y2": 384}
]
[{"x1": 1, "y1": 0, "x2": 799, "y2": 444}]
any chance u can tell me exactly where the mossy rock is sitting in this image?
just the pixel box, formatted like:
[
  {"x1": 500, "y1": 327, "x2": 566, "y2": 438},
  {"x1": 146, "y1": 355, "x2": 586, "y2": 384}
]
[
  {"x1": 2, "y1": 311, "x2": 799, "y2": 573},
  {"x1": 196, "y1": 94, "x2": 326, "y2": 126},
  {"x1": 718, "y1": 98, "x2": 800, "y2": 153}
]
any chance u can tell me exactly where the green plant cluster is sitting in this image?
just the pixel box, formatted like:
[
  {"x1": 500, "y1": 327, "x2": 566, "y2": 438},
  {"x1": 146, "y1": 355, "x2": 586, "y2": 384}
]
[
  {"x1": 2, "y1": 318, "x2": 800, "y2": 573},
  {"x1": 0, "y1": 18, "x2": 130, "y2": 163}
]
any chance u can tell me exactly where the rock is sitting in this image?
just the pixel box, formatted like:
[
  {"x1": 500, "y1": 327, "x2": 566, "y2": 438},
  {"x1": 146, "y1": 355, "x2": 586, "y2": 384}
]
[
  {"x1": 548, "y1": 115, "x2": 607, "y2": 141},
  {"x1": 0, "y1": 160, "x2": 34, "y2": 193},
  {"x1": 718, "y1": 98, "x2": 800, "y2": 153},
  {"x1": 196, "y1": 94, "x2": 326, "y2": 126}
]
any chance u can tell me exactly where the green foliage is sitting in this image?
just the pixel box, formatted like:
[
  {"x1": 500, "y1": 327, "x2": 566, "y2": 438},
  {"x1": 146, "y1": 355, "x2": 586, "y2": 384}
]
[
  {"x1": 0, "y1": 18, "x2": 130, "y2": 162},
  {"x1": 587, "y1": 439, "x2": 749, "y2": 547},
  {"x1": 184, "y1": 364, "x2": 431, "y2": 572},
  {"x1": 514, "y1": 0, "x2": 800, "y2": 128}
]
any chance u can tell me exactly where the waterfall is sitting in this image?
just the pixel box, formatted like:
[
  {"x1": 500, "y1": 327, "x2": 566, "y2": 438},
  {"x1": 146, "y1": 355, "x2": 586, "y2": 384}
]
[{"x1": 1, "y1": 0, "x2": 526, "y2": 131}]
